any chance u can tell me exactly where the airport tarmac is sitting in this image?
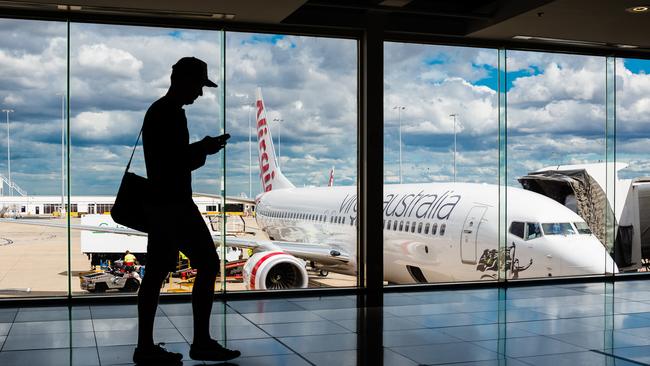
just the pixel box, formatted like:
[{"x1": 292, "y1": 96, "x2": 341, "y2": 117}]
[{"x1": 0, "y1": 216, "x2": 356, "y2": 298}]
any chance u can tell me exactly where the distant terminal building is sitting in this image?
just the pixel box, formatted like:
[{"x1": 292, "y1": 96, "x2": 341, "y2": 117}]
[{"x1": 0, "y1": 195, "x2": 254, "y2": 217}]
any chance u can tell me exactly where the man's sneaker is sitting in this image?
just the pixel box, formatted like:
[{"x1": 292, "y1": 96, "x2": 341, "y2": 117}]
[
  {"x1": 190, "y1": 339, "x2": 241, "y2": 361},
  {"x1": 133, "y1": 343, "x2": 183, "y2": 365}
]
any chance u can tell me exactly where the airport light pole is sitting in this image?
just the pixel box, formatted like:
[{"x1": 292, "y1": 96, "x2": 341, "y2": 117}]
[
  {"x1": 57, "y1": 93, "x2": 65, "y2": 215},
  {"x1": 393, "y1": 106, "x2": 405, "y2": 184},
  {"x1": 2, "y1": 109, "x2": 13, "y2": 196},
  {"x1": 273, "y1": 118, "x2": 283, "y2": 169},
  {"x1": 247, "y1": 98, "x2": 253, "y2": 198},
  {"x1": 449, "y1": 113, "x2": 459, "y2": 183}
]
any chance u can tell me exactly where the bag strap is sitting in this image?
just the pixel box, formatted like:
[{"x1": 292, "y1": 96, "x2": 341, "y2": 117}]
[{"x1": 125, "y1": 126, "x2": 143, "y2": 173}]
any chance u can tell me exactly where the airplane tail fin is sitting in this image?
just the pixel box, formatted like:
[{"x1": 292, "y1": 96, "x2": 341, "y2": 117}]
[
  {"x1": 255, "y1": 87, "x2": 294, "y2": 192},
  {"x1": 328, "y1": 167, "x2": 334, "y2": 187}
]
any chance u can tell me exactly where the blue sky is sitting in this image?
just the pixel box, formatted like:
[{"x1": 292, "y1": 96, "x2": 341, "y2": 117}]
[
  {"x1": 624, "y1": 58, "x2": 648, "y2": 74},
  {"x1": 0, "y1": 19, "x2": 649, "y2": 198}
]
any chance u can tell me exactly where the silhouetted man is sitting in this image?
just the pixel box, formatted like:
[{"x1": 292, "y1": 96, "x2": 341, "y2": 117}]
[{"x1": 133, "y1": 57, "x2": 240, "y2": 364}]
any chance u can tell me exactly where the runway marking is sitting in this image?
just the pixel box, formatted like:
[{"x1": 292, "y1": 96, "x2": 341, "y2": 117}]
[{"x1": 0, "y1": 237, "x2": 13, "y2": 246}]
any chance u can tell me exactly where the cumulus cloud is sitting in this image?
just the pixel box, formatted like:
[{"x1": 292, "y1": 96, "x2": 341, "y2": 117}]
[
  {"x1": 71, "y1": 110, "x2": 141, "y2": 142},
  {"x1": 78, "y1": 44, "x2": 143, "y2": 77}
]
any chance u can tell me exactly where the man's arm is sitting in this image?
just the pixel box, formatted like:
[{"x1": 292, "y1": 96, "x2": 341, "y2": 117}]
[{"x1": 188, "y1": 142, "x2": 208, "y2": 171}]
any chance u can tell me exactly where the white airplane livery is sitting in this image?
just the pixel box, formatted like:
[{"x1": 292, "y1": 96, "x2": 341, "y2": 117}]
[{"x1": 227, "y1": 87, "x2": 618, "y2": 289}]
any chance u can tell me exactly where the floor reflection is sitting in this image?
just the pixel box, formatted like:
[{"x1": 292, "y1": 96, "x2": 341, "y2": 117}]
[{"x1": 2, "y1": 281, "x2": 650, "y2": 364}]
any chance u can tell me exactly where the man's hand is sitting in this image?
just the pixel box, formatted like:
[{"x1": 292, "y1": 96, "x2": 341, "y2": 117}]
[{"x1": 201, "y1": 133, "x2": 230, "y2": 155}]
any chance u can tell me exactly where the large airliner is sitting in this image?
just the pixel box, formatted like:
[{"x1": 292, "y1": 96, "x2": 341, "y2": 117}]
[{"x1": 227, "y1": 88, "x2": 618, "y2": 289}]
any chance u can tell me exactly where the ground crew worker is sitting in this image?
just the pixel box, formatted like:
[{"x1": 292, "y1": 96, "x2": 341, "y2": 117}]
[{"x1": 124, "y1": 250, "x2": 137, "y2": 266}]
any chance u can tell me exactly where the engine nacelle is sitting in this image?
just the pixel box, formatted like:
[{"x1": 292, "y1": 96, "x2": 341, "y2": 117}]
[{"x1": 243, "y1": 251, "x2": 308, "y2": 290}]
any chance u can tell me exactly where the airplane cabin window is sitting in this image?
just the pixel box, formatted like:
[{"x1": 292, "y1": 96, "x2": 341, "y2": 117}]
[
  {"x1": 424, "y1": 223, "x2": 430, "y2": 234},
  {"x1": 574, "y1": 222, "x2": 592, "y2": 234},
  {"x1": 509, "y1": 221, "x2": 525, "y2": 239},
  {"x1": 418, "y1": 222, "x2": 423, "y2": 233},
  {"x1": 342, "y1": 217, "x2": 346, "y2": 224},
  {"x1": 542, "y1": 223, "x2": 576, "y2": 236},
  {"x1": 431, "y1": 223, "x2": 438, "y2": 235},
  {"x1": 393, "y1": 221, "x2": 398, "y2": 231},
  {"x1": 386, "y1": 220, "x2": 391, "y2": 229},
  {"x1": 405, "y1": 222, "x2": 410, "y2": 232},
  {"x1": 399, "y1": 221, "x2": 404, "y2": 231},
  {"x1": 411, "y1": 223, "x2": 416, "y2": 233},
  {"x1": 440, "y1": 223, "x2": 446, "y2": 236},
  {"x1": 526, "y1": 222, "x2": 542, "y2": 240}
]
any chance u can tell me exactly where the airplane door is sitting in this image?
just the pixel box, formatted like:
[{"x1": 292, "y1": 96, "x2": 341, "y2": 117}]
[{"x1": 461, "y1": 206, "x2": 488, "y2": 264}]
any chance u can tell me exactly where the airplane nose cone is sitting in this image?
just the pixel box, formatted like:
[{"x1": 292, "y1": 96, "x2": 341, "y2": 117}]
[{"x1": 561, "y1": 236, "x2": 618, "y2": 275}]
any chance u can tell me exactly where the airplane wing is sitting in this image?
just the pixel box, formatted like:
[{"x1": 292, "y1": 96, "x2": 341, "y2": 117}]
[
  {"x1": 192, "y1": 192, "x2": 256, "y2": 205},
  {"x1": 0, "y1": 218, "x2": 146, "y2": 236},
  {"x1": 1, "y1": 218, "x2": 349, "y2": 266},
  {"x1": 215, "y1": 236, "x2": 352, "y2": 265}
]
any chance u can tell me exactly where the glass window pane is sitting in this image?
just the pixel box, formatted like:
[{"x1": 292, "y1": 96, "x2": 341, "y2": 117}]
[
  {"x1": 0, "y1": 18, "x2": 68, "y2": 297},
  {"x1": 225, "y1": 32, "x2": 358, "y2": 291},
  {"x1": 384, "y1": 43, "x2": 498, "y2": 284},
  {"x1": 616, "y1": 58, "x2": 650, "y2": 274},
  {"x1": 507, "y1": 51, "x2": 610, "y2": 279},
  {"x1": 69, "y1": 23, "x2": 224, "y2": 295}
]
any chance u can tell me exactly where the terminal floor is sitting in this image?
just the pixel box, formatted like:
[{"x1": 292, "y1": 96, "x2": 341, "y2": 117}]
[{"x1": 2, "y1": 281, "x2": 650, "y2": 365}]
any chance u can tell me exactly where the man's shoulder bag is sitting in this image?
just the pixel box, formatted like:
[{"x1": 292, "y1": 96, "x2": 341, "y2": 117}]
[{"x1": 111, "y1": 127, "x2": 150, "y2": 233}]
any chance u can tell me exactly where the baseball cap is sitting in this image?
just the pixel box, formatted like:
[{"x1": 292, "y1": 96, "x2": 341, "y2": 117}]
[{"x1": 172, "y1": 57, "x2": 217, "y2": 87}]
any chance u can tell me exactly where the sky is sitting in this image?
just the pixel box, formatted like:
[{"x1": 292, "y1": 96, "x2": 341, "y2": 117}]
[{"x1": 0, "y1": 18, "x2": 649, "y2": 198}]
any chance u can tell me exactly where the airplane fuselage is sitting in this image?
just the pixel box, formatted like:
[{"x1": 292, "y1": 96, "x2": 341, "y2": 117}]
[{"x1": 254, "y1": 182, "x2": 617, "y2": 283}]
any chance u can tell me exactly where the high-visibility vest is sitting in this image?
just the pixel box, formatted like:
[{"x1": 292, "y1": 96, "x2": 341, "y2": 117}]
[{"x1": 124, "y1": 254, "x2": 136, "y2": 264}]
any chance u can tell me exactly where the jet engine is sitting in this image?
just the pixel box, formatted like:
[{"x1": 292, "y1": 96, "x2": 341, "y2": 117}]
[{"x1": 243, "y1": 251, "x2": 309, "y2": 290}]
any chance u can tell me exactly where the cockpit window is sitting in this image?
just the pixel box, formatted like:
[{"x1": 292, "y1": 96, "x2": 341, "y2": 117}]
[
  {"x1": 509, "y1": 221, "x2": 525, "y2": 239},
  {"x1": 574, "y1": 222, "x2": 592, "y2": 234},
  {"x1": 526, "y1": 223, "x2": 542, "y2": 240},
  {"x1": 542, "y1": 223, "x2": 576, "y2": 235}
]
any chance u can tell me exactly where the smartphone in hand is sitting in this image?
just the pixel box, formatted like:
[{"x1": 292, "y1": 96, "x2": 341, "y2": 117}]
[{"x1": 216, "y1": 133, "x2": 231, "y2": 145}]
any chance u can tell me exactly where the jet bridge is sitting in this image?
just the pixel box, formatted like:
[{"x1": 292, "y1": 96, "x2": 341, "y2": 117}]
[{"x1": 518, "y1": 163, "x2": 650, "y2": 272}]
